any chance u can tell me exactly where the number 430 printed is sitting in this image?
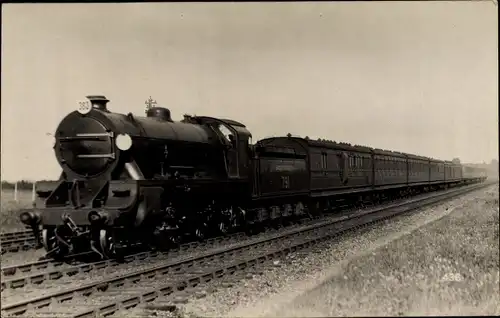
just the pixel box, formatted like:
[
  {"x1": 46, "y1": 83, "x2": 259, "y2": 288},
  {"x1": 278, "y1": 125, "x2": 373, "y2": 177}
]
[{"x1": 441, "y1": 273, "x2": 463, "y2": 282}]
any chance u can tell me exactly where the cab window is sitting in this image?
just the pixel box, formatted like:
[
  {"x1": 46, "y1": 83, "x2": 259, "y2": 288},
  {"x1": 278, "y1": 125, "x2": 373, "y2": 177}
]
[{"x1": 215, "y1": 123, "x2": 235, "y2": 144}]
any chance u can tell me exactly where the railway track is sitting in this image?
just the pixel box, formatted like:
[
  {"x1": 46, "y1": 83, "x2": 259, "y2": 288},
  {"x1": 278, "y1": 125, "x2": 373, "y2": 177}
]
[
  {"x1": 1, "y1": 230, "x2": 33, "y2": 241},
  {"x1": 0, "y1": 214, "x2": 351, "y2": 291},
  {"x1": 0, "y1": 195, "x2": 395, "y2": 283},
  {"x1": 1, "y1": 182, "x2": 490, "y2": 318},
  {"x1": 0, "y1": 187, "x2": 434, "y2": 288},
  {"x1": 1, "y1": 251, "x2": 94, "y2": 277},
  {"x1": 0, "y1": 228, "x2": 40, "y2": 254},
  {"x1": 0, "y1": 234, "x2": 244, "y2": 291},
  {"x1": 1, "y1": 217, "x2": 332, "y2": 289}
]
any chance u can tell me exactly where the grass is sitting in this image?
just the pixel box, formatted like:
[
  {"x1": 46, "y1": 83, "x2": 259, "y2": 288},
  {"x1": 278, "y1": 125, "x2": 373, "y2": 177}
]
[
  {"x1": 1, "y1": 189, "x2": 34, "y2": 233},
  {"x1": 270, "y1": 185, "x2": 500, "y2": 316}
]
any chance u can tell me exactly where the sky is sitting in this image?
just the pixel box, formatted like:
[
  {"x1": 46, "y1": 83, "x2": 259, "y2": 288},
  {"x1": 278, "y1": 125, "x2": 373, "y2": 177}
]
[{"x1": 1, "y1": 1, "x2": 498, "y2": 182}]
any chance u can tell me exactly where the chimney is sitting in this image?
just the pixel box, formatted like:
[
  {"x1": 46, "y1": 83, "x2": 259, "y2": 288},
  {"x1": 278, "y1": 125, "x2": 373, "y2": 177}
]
[{"x1": 86, "y1": 95, "x2": 110, "y2": 111}]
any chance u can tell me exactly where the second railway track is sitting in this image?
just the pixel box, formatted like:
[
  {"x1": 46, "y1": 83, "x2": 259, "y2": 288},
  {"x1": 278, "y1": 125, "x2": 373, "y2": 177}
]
[
  {"x1": 1, "y1": 228, "x2": 39, "y2": 254},
  {"x1": 1, "y1": 230, "x2": 34, "y2": 241},
  {"x1": 1, "y1": 182, "x2": 490, "y2": 318}
]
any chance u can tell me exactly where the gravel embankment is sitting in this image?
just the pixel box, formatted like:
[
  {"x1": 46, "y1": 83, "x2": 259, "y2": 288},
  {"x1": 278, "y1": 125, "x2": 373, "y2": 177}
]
[{"x1": 133, "y1": 184, "x2": 498, "y2": 318}]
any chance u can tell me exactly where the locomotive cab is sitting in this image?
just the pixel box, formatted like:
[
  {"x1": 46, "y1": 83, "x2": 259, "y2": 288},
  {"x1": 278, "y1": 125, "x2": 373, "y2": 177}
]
[{"x1": 195, "y1": 116, "x2": 252, "y2": 180}]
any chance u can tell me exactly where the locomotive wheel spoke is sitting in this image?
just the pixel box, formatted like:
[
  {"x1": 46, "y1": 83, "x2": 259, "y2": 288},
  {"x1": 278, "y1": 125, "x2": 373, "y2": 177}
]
[
  {"x1": 99, "y1": 229, "x2": 116, "y2": 259},
  {"x1": 41, "y1": 229, "x2": 52, "y2": 252},
  {"x1": 194, "y1": 227, "x2": 206, "y2": 241},
  {"x1": 218, "y1": 215, "x2": 234, "y2": 235},
  {"x1": 192, "y1": 216, "x2": 208, "y2": 241},
  {"x1": 42, "y1": 228, "x2": 68, "y2": 260},
  {"x1": 169, "y1": 233, "x2": 182, "y2": 246},
  {"x1": 218, "y1": 222, "x2": 227, "y2": 235}
]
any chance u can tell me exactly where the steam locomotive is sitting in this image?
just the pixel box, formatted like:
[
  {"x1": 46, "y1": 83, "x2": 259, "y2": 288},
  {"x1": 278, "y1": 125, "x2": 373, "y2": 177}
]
[{"x1": 21, "y1": 95, "x2": 488, "y2": 259}]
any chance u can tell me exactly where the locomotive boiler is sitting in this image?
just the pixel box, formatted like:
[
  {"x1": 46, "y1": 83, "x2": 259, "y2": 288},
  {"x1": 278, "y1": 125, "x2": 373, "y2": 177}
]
[{"x1": 22, "y1": 95, "x2": 253, "y2": 258}]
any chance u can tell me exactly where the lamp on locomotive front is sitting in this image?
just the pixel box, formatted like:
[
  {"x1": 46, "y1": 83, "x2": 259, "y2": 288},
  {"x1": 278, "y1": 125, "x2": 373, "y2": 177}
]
[{"x1": 115, "y1": 133, "x2": 133, "y2": 151}]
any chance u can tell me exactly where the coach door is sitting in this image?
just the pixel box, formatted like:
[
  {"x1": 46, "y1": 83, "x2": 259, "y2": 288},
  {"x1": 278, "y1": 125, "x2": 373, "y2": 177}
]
[{"x1": 338, "y1": 151, "x2": 350, "y2": 185}]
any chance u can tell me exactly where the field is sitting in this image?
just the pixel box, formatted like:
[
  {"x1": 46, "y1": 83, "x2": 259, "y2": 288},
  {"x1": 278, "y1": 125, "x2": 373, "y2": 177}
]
[
  {"x1": 1, "y1": 189, "x2": 34, "y2": 232},
  {"x1": 229, "y1": 184, "x2": 499, "y2": 317}
]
